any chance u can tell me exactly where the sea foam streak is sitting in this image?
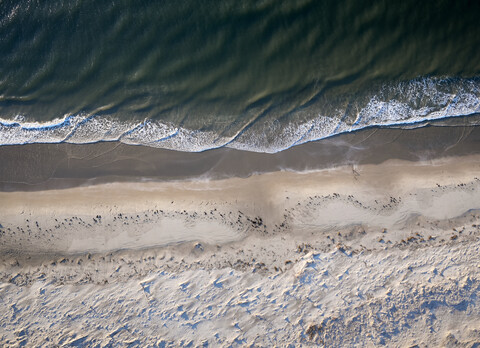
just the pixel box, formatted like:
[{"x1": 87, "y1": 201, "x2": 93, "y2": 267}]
[{"x1": 1, "y1": 77, "x2": 479, "y2": 153}]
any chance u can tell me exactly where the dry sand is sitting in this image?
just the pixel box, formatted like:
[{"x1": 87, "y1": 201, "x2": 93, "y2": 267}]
[{"x1": 1, "y1": 154, "x2": 480, "y2": 346}]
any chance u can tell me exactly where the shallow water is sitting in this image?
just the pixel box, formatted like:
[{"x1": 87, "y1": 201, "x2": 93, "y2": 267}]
[{"x1": 1, "y1": 0, "x2": 480, "y2": 152}]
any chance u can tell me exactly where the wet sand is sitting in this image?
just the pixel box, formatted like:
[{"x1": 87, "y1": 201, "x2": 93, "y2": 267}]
[{"x1": 1, "y1": 119, "x2": 480, "y2": 191}]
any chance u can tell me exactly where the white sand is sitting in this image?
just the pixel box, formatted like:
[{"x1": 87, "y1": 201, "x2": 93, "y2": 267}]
[{"x1": 1, "y1": 155, "x2": 480, "y2": 346}]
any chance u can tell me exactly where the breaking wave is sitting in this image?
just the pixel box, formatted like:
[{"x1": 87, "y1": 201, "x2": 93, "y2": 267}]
[{"x1": 1, "y1": 77, "x2": 479, "y2": 153}]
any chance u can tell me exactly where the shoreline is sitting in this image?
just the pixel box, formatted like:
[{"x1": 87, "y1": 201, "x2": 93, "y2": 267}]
[{"x1": 1, "y1": 121, "x2": 480, "y2": 191}]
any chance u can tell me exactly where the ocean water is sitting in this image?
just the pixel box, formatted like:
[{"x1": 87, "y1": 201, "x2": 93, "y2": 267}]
[{"x1": 1, "y1": 0, "x2": 480, "y2": 153}]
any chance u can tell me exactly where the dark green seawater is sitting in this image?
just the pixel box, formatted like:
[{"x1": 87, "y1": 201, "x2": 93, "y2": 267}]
[{"x1": 1, "y1": 0, "x2": 480, "y2": 152}]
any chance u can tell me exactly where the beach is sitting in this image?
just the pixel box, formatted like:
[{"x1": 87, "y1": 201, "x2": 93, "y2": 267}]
[
  {"x1": 2, "y1": 1, "x2": 480, "y2": 345},
  {"x1": 1, "y1": 128, "x2": 480, "y2": 346}
]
